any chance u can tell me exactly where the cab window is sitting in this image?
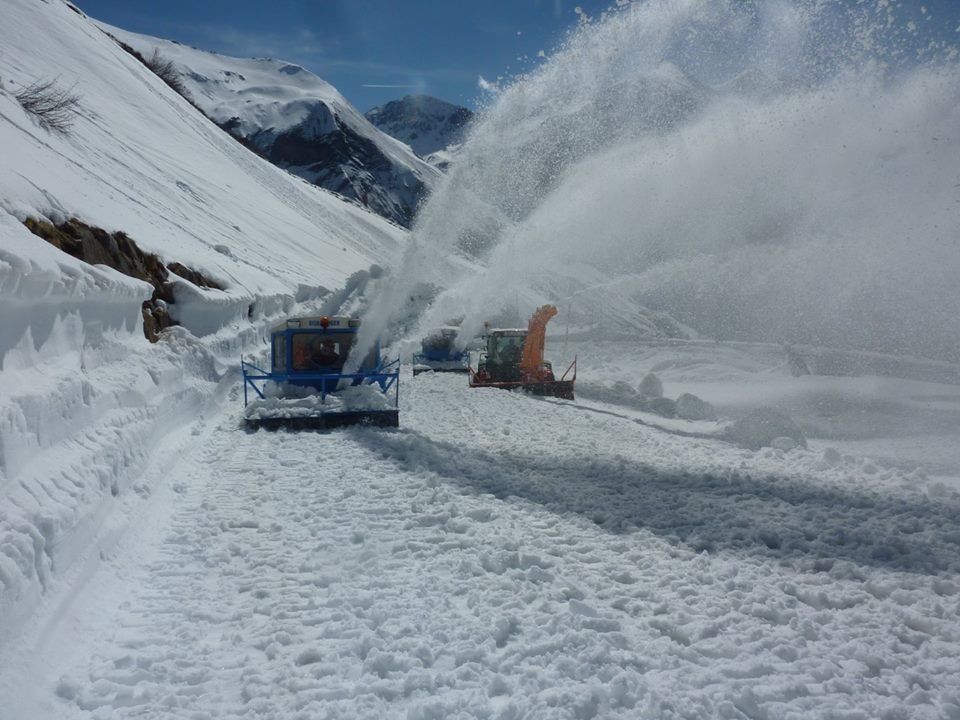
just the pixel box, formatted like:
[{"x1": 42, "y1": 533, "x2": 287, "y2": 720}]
[
  {"x1": 291, "y1": 333, "x2": 352, "y2": 371},
  {"x1": 273, "y1": 335, "x2": 287, "y2": 371}
]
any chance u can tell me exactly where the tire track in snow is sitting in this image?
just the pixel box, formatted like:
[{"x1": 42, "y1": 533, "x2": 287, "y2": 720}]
[{"x1": 39, "y1": 377, "x2": 960, "y2": 719}]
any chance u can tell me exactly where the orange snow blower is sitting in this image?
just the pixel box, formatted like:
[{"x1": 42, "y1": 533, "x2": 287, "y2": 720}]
[{"x1": 469, "y1": 304, "x2": 576, "y2": 399}]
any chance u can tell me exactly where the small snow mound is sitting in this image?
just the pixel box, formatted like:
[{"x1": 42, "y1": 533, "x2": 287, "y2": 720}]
[
  {"x1": 337, "y1": 383, "x2": 394, "y2": 411},
  {"x1": 294, "y1": 648, "x2": 323, "y2": 666},
  {"x1": 822, "y1": 447, "x2": 843, "y2": 466},
  {"x1": 55, "y1": 676, "x2": 80, "y2": 700},
  {"x1": 726, "y1": 407, "x2": 807, "y2": 450},
  {"x1": 648, "y1": 397, "x2": 676, "y2": 418},
  {"x1": 675, "y1": 393, "x2": 717, "y2": 421},
  {"x1": 771, "y1": 436, "x2": 799, "y2": 451},
  {"x1": 639, "y1": 372, "x2": 663, "y2": 399}
]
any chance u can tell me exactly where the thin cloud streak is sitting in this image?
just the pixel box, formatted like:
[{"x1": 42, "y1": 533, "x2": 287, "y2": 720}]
[{"x1": 185, "y1": 25, "x2": 475, "y2": 85}]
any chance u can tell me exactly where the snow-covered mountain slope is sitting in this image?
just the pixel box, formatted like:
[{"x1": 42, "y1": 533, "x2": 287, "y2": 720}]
[
  {"x1": 0, "y1": 0, "x2": 404, "y2": 638},
  {"x1": 422, "y1": 143, "x2": 464, "y2": 172},
  {"x1": 1, "y1": 2, "x2": 405, "y2": 312},
  {"x1": 366, "y1": 95, "x2": 474, "y2": 157},
  {"x1": 102, "y1": 25, "x2": 442, "y2": 228}
]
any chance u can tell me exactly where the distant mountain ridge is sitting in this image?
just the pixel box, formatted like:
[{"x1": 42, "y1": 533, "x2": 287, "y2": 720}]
[
  {"x1": 101, "y1": 25, "x2": 441, "y2": 228},
  {"x1": 366, "y1": 95, "x2": 473, "y2": 158}
]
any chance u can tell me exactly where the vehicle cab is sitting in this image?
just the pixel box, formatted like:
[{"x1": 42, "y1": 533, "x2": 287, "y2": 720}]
[{"x1": 268, "y1": 315, "x2": 380, "y2": 392}]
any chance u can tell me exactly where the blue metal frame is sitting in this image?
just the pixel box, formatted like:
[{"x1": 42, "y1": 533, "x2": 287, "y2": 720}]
[
  {"x1": 241, "y1": 357, "x2": 400, "y2": 408},
  {"x1": 241, "y1": 322, "x2": 400, "y2": 420}
]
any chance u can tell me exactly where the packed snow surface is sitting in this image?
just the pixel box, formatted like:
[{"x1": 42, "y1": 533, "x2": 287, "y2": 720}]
[
  {"x1": 2, "y1": 362, "x2": 959, "y2": 719},
  {"x1": 2, "y1": 1, "x2": 959, "y2": 718}
]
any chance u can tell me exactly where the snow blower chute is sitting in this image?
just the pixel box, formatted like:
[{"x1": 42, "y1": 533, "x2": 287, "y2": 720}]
[
  {"x1": 412, "y1": 326, "x2": 471, "y2": 376},
  {"x1": 241, "y1": 315, "x2": 399, "y2": 430},
  {"x1": 469, "y1": 304, "x2": 576, "y2": 399}
]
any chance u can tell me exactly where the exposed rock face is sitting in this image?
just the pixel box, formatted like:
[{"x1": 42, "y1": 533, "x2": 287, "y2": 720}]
[
  {"x1": 26, "y1": 217, "x2": 167, "y2": 286},
  {"x1": 23, "y1": 218, "x2": 220, "y2": 342},
  {"x1": 260, "y1": 117, "x2": 428, "y2": 228},
  {"x1": 167, "y1": 262, "x2": 223, "y2": 290},
  {"x1": 365, "y1": 95, "x2": 474, "y2": 157}
]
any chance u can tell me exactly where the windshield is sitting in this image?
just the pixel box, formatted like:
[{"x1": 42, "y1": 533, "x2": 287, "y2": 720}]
[
  {"x1": 489, "y1": 334, "x2": 525, "y2": 362},
  {"x1": 291, "y1": 333, "x2": 377, "y2": 371}
]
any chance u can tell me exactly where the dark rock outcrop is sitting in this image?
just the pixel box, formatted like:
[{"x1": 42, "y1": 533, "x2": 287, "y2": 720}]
[
  {"x1": 24, "y1": 217, "x2": 220, "y2": 342},
  {"x1": 365, "y1": 95, "x2": 474, "y2": 157}
]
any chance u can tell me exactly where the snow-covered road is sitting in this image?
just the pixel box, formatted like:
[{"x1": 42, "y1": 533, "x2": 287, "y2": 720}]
[{"x1": 3, "y1": 372, "x2": 960, "y2": 719}]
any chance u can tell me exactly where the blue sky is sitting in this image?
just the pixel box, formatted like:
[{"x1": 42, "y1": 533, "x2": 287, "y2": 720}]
[
  {"x1": 76, "y1": 0, "x2": 960, "y2": 113},
  {"x1": 75, "y1": 0, "x2": 617, "y2": 111}
]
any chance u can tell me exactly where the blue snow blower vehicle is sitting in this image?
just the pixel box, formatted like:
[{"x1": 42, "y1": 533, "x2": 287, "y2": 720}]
[
  {"x1": 241, "y1": 315, "x2": 399, "y2": 430},
  {"x1": 412, "y1": 326, "x2": 470, "y2": 376}
]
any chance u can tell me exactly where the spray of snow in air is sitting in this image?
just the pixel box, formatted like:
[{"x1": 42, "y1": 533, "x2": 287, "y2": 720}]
[{"x1": 354, "y1": 0, "x2": 960, "y2": 364}]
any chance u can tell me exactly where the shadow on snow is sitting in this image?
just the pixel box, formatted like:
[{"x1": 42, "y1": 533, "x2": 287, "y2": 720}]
[{"x1": 349, "y1": 427, "x2": 960, "y2": 577}]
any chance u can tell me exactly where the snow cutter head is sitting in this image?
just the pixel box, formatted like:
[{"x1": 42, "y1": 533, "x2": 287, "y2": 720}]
[
  {"x1": 469, "y1": 305, "x2": 576, "y2": 400},
  {"x1": 241, "y1": 315, "x2": 399, "y2": 430},
  {"x1": 412, "y1": 326, "x2": 471, "y2": 376}
]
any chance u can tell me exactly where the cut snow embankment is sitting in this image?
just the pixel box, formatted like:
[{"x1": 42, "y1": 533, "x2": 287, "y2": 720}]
[
  {"x1": 0, "y1": 232, "x2": 380, "y2": 646},
  {"x1": 0, "y1": 214, "x2": 149, "y2": 364},
  {"x1": 0, "y1": 210, "x2": 229, "y2": 643},
  {"x1": 0, "y1": 0, "x2": 405, "y2": 645},
  {"x1": 0, "y1": 213, "x2": 392, "y2": 648}
]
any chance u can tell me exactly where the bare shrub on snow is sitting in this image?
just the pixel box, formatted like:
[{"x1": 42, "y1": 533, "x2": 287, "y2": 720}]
[
  {"x1": 145, "y1": 49, "x2": 188, "y2": 96},
  {"x1": 14, "y1": 78, "x2": 81, "y2": 133}
]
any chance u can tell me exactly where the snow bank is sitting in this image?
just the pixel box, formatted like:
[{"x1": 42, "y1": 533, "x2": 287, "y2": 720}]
[
  {"x1": 0, "y1": 0, "x2": 405, "y2": 644},
  {"x1": 0, "y1": 211, "x2": 150, "y2": 364},
  {"x1": 0, "y1": 324, "x2": 221, "y2": 643}
]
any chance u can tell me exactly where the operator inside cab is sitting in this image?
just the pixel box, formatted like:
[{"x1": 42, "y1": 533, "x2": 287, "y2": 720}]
[
  {"x1": 292, "y1": 334, "x2": 349, "y2": 371},
  {"x1": 312, "y1": 338, "x2": 341, "y2": 367}
]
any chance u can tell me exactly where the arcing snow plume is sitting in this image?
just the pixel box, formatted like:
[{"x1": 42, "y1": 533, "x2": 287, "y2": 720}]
[{"x1": 359, "y1": 0, "x2": 960, "y2": 361}]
